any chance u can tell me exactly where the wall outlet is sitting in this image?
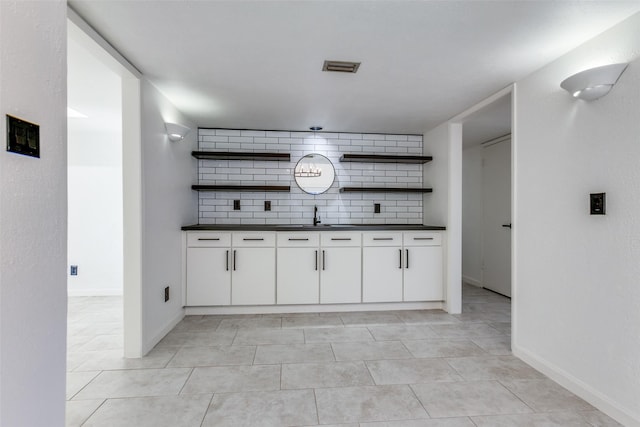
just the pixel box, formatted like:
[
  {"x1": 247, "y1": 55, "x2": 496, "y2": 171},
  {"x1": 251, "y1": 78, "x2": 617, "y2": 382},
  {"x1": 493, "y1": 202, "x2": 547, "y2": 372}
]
[
  {"x1": 374, "y1": 203, "x2": 381, "y2": 214},
  {"x1": 233, "y1": 200, "x2": 241, "y2": 210},
  {"x1": 70, "y1": 265, "x2": 78, "y2": 276},
  {"x1": 164, "y1": 286, "x2": 170, "y2": 302},
  {"x1": 264, "y1": 201, "x2": 271, "y2": 211}
]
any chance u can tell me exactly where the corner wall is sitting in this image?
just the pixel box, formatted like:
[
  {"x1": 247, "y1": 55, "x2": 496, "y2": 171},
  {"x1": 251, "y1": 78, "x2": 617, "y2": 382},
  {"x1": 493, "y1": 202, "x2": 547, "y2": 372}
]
[
  {"x1": 0, "y1": 1, "x2": 67, "y2": 425},
  {"x1": 513, "y1": 12, "x2": 640, "y2": 426},
  {"x1": 141, "y1": 80, "x2": 197, "y2": 353},
  {"x1": 423, "y1": 122, "x2": 462, "y2": 314}
]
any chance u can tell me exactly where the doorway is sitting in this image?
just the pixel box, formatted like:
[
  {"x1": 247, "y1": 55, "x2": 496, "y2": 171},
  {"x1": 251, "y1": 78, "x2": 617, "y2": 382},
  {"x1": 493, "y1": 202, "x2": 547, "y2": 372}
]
[
  {"x1": 67, "y1": 13, "x2": 143, "y2": 358},
  {"x1": 461, "y1": 93, "x2": 512, "y2": 298}
]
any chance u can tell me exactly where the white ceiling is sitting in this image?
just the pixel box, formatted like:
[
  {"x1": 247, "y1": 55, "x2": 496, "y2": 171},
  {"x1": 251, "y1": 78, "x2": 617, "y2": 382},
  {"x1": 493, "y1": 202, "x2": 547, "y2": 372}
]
[
  {"x1": 68, "y1": 1, "x2": 640, "y2": 135},
  {"x1": 462, "y1": 94, "x2": 511, "y2": 148}
]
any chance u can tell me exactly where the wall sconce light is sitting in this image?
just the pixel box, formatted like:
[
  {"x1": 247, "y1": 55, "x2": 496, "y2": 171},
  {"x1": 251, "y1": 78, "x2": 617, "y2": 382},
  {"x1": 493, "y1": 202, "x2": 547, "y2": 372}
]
[
  {"x1": 560, "y1": 63, "x2": 628, "y2": 101},
  {"x1": 165, "y1": 122, "x2": 191, "y2": 142}
]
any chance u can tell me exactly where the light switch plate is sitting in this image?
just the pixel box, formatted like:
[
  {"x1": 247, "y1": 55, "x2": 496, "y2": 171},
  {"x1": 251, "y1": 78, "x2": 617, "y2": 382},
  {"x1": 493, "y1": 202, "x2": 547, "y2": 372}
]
[
  {"x1": 6, "y1": 115, "x2": 40, "y2": 158},
  {"x1": 590, "y1": 192, "x2": 606, "y2": 215}
]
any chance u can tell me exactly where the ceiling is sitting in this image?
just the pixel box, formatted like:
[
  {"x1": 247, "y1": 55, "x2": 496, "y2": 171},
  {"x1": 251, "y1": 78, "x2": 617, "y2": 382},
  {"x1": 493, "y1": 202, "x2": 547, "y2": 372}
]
[{"x1": 68, "y1": 1, "x2": 640, "y2": 135}]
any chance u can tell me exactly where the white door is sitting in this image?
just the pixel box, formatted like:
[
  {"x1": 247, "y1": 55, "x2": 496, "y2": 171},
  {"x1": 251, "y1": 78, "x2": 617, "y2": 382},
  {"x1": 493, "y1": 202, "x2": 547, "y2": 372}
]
[
  {"x1": 482, "y1": 139, "x2": 511, "y2": 297},
  {"x1": 403, "y1": 246, "x2": 443, "y2": 301},
  {"x1": 320, "y1": 247, "x2": 361, "y2": 304},
  {"x1": 231, "y1": 248, "x2": 276, "y2": 305},
  {"x1": 186, "y1": 247, "x2": 231, "y2": 306},
  {"x1": 362, "y1": 246, "x2": 403, "y2": 302},
  {"x1": 277, "y1": 247, "x2": 319, "y2": 304}
]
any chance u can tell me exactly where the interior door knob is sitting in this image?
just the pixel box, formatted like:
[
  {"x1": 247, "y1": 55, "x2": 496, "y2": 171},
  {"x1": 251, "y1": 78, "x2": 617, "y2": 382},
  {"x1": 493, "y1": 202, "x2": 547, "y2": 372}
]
[{"x1": 502, "y1": 223, "x2": 512, "y2": 229}]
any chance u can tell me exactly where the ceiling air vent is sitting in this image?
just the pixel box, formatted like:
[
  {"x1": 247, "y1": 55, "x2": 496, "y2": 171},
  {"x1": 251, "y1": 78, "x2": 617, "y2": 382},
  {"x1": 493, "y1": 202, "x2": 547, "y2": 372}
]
[{"x1": 322, "y1": 60, "x2": 361, "y2": 73}]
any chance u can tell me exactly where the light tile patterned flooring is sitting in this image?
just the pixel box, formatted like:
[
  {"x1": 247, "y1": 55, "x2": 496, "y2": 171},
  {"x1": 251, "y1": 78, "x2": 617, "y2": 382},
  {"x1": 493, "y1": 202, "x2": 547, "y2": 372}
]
[{"x1": 66, "y1": 284, "x2": 622, "y2": 426}]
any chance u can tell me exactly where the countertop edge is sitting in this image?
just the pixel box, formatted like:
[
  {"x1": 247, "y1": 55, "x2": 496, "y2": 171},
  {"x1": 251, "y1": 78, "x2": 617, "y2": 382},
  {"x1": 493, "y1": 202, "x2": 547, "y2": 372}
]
[{"x1": 181, "y1": 224, "x2": 446, "y2": 231}]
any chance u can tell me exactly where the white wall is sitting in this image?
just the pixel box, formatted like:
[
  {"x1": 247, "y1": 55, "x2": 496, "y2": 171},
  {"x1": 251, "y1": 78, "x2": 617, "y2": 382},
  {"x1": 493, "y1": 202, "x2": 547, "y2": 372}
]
[
  {"x1": 423, "y1": 122, "x2": 462, "y2": 314},
  {"x1": 513, "y1": 12, "x2": 640, "y2": 426},
  {"x1": 461, "y1": 144, "x2": 483, "y2": 286},
  {"x1": 67, "y1": 31, "x2": 123, "y2": 296},
  {"x1": 0, "y1": 1, "x2": 67, "y2": 425},
  {"x1": 141, "y1": 80, "x2": 197, "y2": 353},
  {"x1": 68, "y1": 97, "x2": 123, "y2": 296},
  {"x1": 423, "y1": 123, "x2": 450, "y2": 226}
]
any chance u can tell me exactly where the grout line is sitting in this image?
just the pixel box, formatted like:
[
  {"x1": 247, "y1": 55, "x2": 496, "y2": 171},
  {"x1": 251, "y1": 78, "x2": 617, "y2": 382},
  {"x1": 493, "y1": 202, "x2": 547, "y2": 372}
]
[
  {"x1": 407, "y1": 383, "x2": 432, "y2": 418},
  {"x1": 312, "y1": 388, "x2": 320, "y2": 425},
  {"x1": 78, "y1": 398, "x2": 108, "y2": 427},
  {"x1": 199, "y1": 393, "x2": 215, "y2": 427},
  {"x1": 177, "y1": 367, "x2": 195, "y2": 395}
]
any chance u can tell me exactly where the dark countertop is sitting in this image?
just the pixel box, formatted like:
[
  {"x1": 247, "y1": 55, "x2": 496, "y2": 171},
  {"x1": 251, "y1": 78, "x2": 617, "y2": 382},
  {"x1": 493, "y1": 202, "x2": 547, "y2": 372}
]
[{"x1": 181, "y1": 224, "x2": 446, "y2": 231}]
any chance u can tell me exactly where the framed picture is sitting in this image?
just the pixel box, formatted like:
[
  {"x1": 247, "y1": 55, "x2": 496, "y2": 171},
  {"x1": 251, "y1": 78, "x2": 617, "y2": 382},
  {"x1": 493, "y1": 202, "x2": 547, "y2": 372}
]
[{"x1": 6, "y1": 115, "x2": 40, "y2": 158}]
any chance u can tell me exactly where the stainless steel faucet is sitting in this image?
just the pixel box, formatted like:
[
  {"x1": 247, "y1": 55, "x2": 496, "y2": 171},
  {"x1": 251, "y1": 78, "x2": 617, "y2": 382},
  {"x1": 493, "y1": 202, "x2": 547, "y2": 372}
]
[{"x1": 313, "y1": 205, "x2": 321, "y2": 226}]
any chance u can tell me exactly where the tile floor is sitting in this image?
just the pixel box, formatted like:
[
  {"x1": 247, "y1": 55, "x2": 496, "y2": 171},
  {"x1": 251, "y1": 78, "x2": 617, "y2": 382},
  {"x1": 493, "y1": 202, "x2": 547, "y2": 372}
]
[{"x1": 66, "y1": 284, "x2": 622, "y2": 426}]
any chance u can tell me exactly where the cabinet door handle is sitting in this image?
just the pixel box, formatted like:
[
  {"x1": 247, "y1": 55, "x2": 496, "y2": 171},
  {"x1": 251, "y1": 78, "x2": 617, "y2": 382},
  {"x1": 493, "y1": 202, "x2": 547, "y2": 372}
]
[
  {"x1": 374, "y1": 237, "x2": 393, "y2": 241},
  {"x1": 233, "y1": 250, "x2": 237, "y2": 271},
  {"x1": 406, "y1": 249, "x2": 409, "y2": 269},
  {"x1": 315, "y1": 250, "x2": 318, "y2": 271},
  {"x1": 413, "y1": 237, "x2": 433, "y2": 240},
  {"x1": 198, "y1": 238, "x2": 220, "y2": 241},
  {"x1": 322, "y1": 250, "x2": 326, "y2": 270},
  {"x1": 288, "y1": 238, "x2": 309, "y2": 241},
  {"x1": 243, "y1": 238, "x2": 264, "y2": 241},
  {"x1": 399, "y1": 249, "x2": 402, "y2": 269},
  {"x1": 331, "y1": 238, "x2": 351, "y2": 241},
  {"x1": 226, "y1": 250, "x2": 229, "y2": 271}
]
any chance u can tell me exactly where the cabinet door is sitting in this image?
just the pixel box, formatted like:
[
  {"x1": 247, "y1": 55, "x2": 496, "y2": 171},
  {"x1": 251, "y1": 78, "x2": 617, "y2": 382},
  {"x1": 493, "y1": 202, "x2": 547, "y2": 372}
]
[
  {"x1": 232, "y1": 247, "x2": 276, "y2": 305},
  {"x1": 403, "y1": 246, "x2": 443, "y2": 301},
  {"x1": 186, "y1": 247, "x2": 231, "y2": 306},
  {"x1": 362, "y1": 246, "x2": 403, "y2": 302},
  {"x1": 277, "y1": 247, "x2": 319, "y2": 304},
  {"x1": 321, "y1": 247, "x2": 361, "y2": 304}
]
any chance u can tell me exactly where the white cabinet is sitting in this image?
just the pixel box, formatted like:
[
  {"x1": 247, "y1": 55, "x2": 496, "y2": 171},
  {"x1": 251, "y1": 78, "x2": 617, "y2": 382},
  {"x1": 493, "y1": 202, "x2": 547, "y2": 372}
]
[
  {"x1": 403, "y1": 232, "x2": 443, "y2": 301},
  {"x1": 277, "y1": 232, "x2": 361, "y2": 304},
  {"x1": 185, "y1": 229, "x2": 443, "y2": 307},
  {"x1": 362, "y1": 233, "x2": 403, "y2": 302},
  {"x1": 362, "y1": 231, "x2": 443, "y2": 303},
  {"x1": 186, "y1": 232, "x2": 231, "y2": 306},
  {"x1": 277, "y1": 233, "x2": 320, "y2": 304},
  {"x1": 231, "y1": 232, "x2": 276, "y2": 305},
  {"x1": 320, "y1": 232, "x2": 362, "y2": 304}
]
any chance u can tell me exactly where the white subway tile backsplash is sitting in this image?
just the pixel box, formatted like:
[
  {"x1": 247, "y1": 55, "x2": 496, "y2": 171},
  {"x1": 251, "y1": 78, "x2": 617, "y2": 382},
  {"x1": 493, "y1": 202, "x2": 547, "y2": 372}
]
[{"x1": 196, "y1": 128, "x2": 425, "y2": 224}]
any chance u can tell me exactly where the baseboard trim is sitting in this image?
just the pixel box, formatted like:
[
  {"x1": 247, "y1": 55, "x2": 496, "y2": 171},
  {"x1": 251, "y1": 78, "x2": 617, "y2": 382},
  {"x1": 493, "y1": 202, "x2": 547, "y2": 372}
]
[
  {"x1": 513, "y1": 344, "x2": 640, "y2": 427},
  {"x1": 143, "y1": 309, "x2": 185, "y2": 355},
  {"x1": 462, "y1": 275, "x2": 482, "y2": 287},
  {"x1": 185, "y1": 301, "x2": 443, "y2": 316}
]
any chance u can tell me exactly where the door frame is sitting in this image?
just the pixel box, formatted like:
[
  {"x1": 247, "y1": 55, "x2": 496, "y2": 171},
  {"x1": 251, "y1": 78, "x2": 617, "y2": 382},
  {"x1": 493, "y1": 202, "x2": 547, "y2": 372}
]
[
  {"x1": 68, "y1": 8, "x2": 145, "y2": 357},
  {"x1": 449, "y1": 84, "x2": 516, "y2": 326}
]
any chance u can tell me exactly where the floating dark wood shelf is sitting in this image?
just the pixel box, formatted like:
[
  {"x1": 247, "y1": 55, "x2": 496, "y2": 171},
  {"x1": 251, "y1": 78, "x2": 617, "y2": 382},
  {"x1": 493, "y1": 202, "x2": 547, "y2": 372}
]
[
  {"x1": 339, "y1": 187, "x2": 433, "y2": 193},
  {"x1": 192, "y1": 185, "x2": 291, "y2": 192},
  {"x1": 192, "y1": 151, "x2": 290, "y2": 161},
  {"x1": 340, "y1": 154, "x2": 432, "y2": 164}
]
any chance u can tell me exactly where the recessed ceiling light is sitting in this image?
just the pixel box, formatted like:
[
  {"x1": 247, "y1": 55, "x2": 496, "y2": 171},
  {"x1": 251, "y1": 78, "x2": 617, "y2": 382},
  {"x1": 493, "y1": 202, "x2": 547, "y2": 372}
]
[
  {"x1": 67, "y1": 107, "x2": 88, "y2": 118},
  {"x1": 322, "y1": 60, "x2": 360, "y2": 73}
]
